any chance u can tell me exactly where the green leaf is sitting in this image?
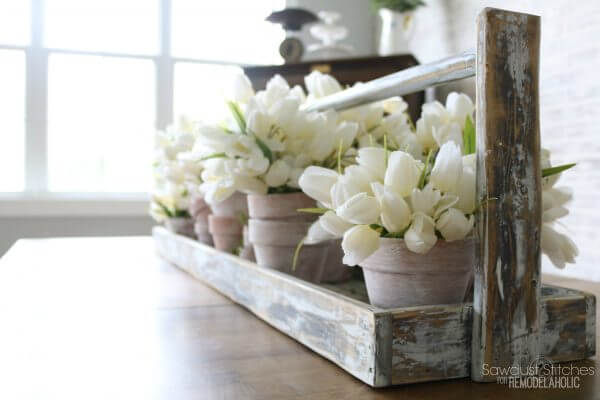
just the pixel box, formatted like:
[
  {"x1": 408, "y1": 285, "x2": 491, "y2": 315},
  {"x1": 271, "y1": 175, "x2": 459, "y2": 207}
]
[
  {"x1": 292, "y1": 236, "x2": 306, "y2": 272},
  {"x1": 254, "y1": 136, "x2": 273, "y2": 163},
  {"x1": 542, "y1": 163, "x2": 576, "y2": 178},
  {"x1": 337, "y1": 138, "x2": 343, "y2": 174},
  {"x1": 198, "y1": 152, "x2": 227, "y2": 161},
  {"x1": 463, "y1": 115, "x2": 476, "y2": 155},
  {"x1": 227, "y1": 101, "x2": 246, "y2": 134},
  {"x1": 418, "y1": 149, "x2": 433, "y2": 189},
  {"x1": 297, "y1": 207, "x2": 330, "y2": 214}
]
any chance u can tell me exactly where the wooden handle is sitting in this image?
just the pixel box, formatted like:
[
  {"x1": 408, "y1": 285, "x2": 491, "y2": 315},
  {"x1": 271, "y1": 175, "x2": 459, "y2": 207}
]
[{"x1": 471, "y1": 8, "x2": 542, "y2": 382}]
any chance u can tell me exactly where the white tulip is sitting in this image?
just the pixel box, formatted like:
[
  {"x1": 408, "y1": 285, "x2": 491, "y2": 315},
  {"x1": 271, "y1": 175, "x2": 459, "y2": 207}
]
[
  {"x1": 382, "y1": 96, "x2": 408, "y2": 114},
  {"x1": 434, "y1": 193, "x2": 459, "y2": 218},
  {"x1": 384, "y1": 151, "x2": 423, "y2": 197},
  {"x1": 371, "y1": 182, "x2": 411, "y2": 233},
  {"x1": 455, "y1": 154, "x2": 477, "y2": 214},
  {"x1": 304, "y1": 70, "x2": 342, "y2": 99},
  {"x1": 257, "y1": 74, "x2": 290, "y2": 109},
  {"x1": 356, "y1": 147, "x2": 387, "y2": 181},
  {"x1": 436, "y1": 208, "x2": 474, "y2": 241},
  {"x1": 320, "y1": 211, "x2": 354, "y2": 237},
  {"x1": 235, "y1": 156, "x2": 269, "y2": 177},
  {"x1": 330, "y1": 165, "x2": 374, "y2": 208},
  {"x1": 298, "y1": 166, "x2": 339, "y2": 208},
  {"x1": 201, "y1": 178, "x2": 236, "y2": 205},
  {"x1": 432, "y1": 122, "x2": 463, "y2": 148},
  {"x1": 235, "y1": 175, "x2": 268, "y2": 195},
  {"x1": 230, "y1": 74, "x2": 254, "y2": 104},
  {"x1": 336, "y1": 192, "x2": 381, "y2": 225},
  {"x1": 541, "y1": 223, "x2": 578, "y2": 269},
  {"x1": 404, "y1": 213, "x2": 438, "y2": 254},
  {"x1": 305, "y1": 219, "x2": 336, "y2": 244},
  {"x1": 429, "y1": 141, "x2": 463, "y2": 193},
  {"x1": 410, "y1": 184, "x2": 441, "y2": 216},
  {"x1": 264, "y1": 159, "x2": 291, "y2": 187},
  {"x1": 446, "y1": 92, "x2": 474, "y2": 128},
  {"x1": 342, "y1": 225, "x2": 380, "y2": 266},
  {"x1": 416, "y1": 117, "x2": 437, "y2": 150}
]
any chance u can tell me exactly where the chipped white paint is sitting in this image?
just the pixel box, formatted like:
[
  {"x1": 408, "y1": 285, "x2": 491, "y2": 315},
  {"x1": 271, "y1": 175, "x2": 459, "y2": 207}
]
[
  {"x1": 153, "y1": 227, "x2": 594, "y2": 386},
  {"x1": 496, "y1": 258, "x2": 505, "y2": 301}
]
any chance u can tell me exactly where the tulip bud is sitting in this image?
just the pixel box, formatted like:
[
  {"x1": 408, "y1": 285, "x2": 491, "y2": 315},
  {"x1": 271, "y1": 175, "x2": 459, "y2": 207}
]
[
  {"x1": 371, "y1": 182, "x2": 411, "y2": 233},
  {"x1": 342, "y1": 225, "x2": 380, "y2": 266},
  {"x1": 429, "y1": 141, "x2": 463, "y2": 194},
  {"x1": 264, "y1": 159, "x2": 291, "y2": 187},
  {"x1": 305, "y1": 220, "x2": 335, "y2": 244},
  {"x1": 336, "y1": 192, "x2": 381, "y2": 225},
  {"x1": 384, "y1": 151, "x2": 423, "y2": 197},
  {"x1": 404, "y1": 213, "x2": 437, "y2": 254},
  {"x1": 446, "y1": 92, "x2": 474, "y2": 128},
  {"x1": 436, "y1": 208, "x2": 474, "y2": 241},
  {"x1": 357, "y1": 147, "x2": 387, "y2": 182},
  {"x1": 298, "y1": 166, "x2": 339, "y2": 208},
  {"x1": 320, "y1": 211, "x2": 354, "y2": 237}
]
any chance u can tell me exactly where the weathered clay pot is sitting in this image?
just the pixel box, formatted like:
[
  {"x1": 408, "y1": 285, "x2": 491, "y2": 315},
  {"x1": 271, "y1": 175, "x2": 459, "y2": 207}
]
[
  {"x1": 321, "y1": 239, "x2": 353, "y2": 283},
  {"x1": 361, "y1": 238, "x2": 475, "y2": 308},
  {"x1": 247, "y1": 192, "x2": 317, "y2": 221},
  {"x1": 165, "y1": 217, "x2": 195, "y2": 238},
  {"x1": 239, "y1": 225, "x2": 255, "y2": 262},
  {"x1": 210, "y1": 192, "x2": 248, "y2": 217},
  {"x1": 248, "y1": 218, "x2": 328, "y2": 283},
  {"x1": 208, "y1": 215, "x2": 243, "y2": 253},
  {"x1": 189, "y1": 194, "x2": 213, "y2": 246}
]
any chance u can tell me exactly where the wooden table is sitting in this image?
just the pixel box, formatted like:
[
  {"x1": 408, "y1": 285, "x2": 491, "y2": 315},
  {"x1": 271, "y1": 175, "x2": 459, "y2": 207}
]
[{"x1": 0, "y1": 237, "x2": 597, "y2": 399}]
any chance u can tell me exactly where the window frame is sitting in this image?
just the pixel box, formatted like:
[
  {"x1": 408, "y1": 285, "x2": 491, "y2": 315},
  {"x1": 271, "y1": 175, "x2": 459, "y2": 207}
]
[{"x1": 0, "y1": 0, "x2": 253, "y2": 217}]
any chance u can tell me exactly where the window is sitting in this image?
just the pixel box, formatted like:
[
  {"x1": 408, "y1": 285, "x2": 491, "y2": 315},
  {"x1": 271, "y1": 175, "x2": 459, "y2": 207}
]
[{"x1": 1, "y1": 0, "x2": 284, "y2": 203}]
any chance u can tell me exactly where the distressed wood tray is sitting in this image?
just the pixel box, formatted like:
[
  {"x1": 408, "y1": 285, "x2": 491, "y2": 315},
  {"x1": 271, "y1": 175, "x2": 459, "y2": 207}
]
[{"x1": 153, "y1": 227, "x2": 596, "y2": 387}]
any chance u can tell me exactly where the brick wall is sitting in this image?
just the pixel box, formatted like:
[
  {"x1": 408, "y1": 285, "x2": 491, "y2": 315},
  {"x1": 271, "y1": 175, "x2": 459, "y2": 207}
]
[{"x1": 406, "y1": 1, "x2": 600, "y2": 280}]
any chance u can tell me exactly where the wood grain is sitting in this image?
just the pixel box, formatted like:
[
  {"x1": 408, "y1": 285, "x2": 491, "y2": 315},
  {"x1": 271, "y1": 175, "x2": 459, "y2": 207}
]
[
  {"x1": 473, "y1": 8, "x2": 542, "y2": 382},
  {"x1": 154, "y1": 228, "x2": 594, "y2": 387}
]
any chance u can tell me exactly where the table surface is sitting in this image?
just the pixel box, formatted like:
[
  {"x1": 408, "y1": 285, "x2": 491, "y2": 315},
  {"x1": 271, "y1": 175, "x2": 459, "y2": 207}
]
[{"x1": 0, "y1": 236, "x2": 597, "y2": 400}]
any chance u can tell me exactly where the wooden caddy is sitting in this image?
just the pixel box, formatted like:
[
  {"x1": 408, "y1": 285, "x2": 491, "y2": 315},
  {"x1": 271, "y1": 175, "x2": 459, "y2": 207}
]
[{"x1": 154, "y1": 8, "x2": 596, "y2": 387}]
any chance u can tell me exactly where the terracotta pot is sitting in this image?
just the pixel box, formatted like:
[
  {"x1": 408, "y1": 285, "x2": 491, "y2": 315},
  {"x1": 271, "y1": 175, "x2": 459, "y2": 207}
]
[
  {"x1": 208, "y1": 215, "x2": 243, "y2": 253},
  {"x1": 210, "y1": 192, "x2": 248, "y2": 217},
  {"x1": 239, "y1": 225, "x2": 255, "y2": 262},
  {"x1": 189, "y1": 194, "x2": 209, "y2": 219},
  {"x1": 321, "y1": 239, "x2": 353, "y2": 283},
  {"x1": 247, "y1": 192, "x2": 317, "y2": 221},
  {"x1": 165, "y1": 217, "x2": 195, "y2": 238},
  {"x1": 361, "y1": 238, "x2": 474, "y2": 308},
  {"x1": 248, "y1": 218, "x2": 328, "y2": 283}
]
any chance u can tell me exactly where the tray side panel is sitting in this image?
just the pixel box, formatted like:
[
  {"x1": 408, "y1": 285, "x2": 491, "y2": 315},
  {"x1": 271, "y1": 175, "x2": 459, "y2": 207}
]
[
  {"x1": 154, "y1": 227, "x2": 380, "y2": 386},
  {"x1": 390, "y1": 294, "x2": 594, "y2": 385}
]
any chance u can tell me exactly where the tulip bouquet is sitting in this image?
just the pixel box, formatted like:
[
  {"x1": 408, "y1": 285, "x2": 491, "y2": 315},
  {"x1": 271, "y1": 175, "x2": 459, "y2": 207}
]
[
  {"x1": 150, "y1": 117, "x2": 201, "y2": 223},
  {"x1": 298, "y1": 91, "x2": 578, "y2": 270},
  {"x1": 193, "y1": 73, "x2": 360, "y2": 204}
]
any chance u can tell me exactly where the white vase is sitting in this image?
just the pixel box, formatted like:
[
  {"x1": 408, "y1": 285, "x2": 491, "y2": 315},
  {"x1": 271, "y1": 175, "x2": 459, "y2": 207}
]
[{"x1": 378, "y1": 9, "x2": 416, "y2": 56}]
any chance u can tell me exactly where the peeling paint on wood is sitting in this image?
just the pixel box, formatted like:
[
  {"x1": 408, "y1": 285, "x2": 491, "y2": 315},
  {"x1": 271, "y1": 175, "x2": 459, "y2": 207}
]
[
  {"x1": 153, "y1": 227, "x2": 594, "y2": 387},
  {"x1": 472, "y1": 8, "x2": 543, "y2": 382}
]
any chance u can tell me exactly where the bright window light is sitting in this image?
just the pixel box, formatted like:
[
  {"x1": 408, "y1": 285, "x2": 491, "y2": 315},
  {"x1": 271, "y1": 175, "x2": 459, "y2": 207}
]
[
  {"x1": 47, "y1": 54, "x2": 155, "y2": 192},
  {"x1": 0, "y1": 1, "x2": 30, "y2": 46},
  {"x1": 0, "y1": 50, "x2": 25, "y2": 191},
  {"x1": 171, "y1": 0, "x2": 285, "y2": 64},
  {"x1": 174, "y1": 62, "x2": 243, "y2": 123},
  {"x1": 44, "y1": 0, "x2": 159, "y2": 55}
]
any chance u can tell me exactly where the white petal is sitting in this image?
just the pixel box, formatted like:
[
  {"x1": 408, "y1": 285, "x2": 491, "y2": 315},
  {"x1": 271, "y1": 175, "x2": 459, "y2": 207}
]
[
  {"x1": 336, "y1": 192, "x2": 381, "y2": 225},
  {"x1": 320, "y1": 211, "x2": 354, "y2": 237},
  {"x1": 298, "y1": 166, "x2": 339, "y2": 208},
  {"x1": 404, "y1": 213, "x2": 437, "y2": 254},
  {"x1": 410, "y1": 184, "x2": 441, "y2": 216},
  {"x1": 264, "y1": 159, "x2": 291, "y2": 187},
  {"x1": 432, "y1": 122, "x2": 463, "y2": 148},
  {"x1": 384, "y1": 151, "x2": 423, "y2": 197},
  {"x1": 357, "y1": 147, "x2": 387, "y2": 182},
  {"x1": 342, "y1": 225, "x2": 380, "y2": 266},
  {"x1": 436, "y1": 208, "x2": 474, "y2": 241},
  {"x1": 305, "y1": 219, "x2": 336, "y2": 244},
  {"x1": 541, "y1": 223, "x2": 578, "y2": 269},
  {"x1": 371, "y1": 182, "x2": 411, "y2": 233},
  {"x1": 446, "y1": 92, "x2": 474, "y2": 128},
  {"x1": 429, "y1": 141, "x2": 463, "y2": 193}
]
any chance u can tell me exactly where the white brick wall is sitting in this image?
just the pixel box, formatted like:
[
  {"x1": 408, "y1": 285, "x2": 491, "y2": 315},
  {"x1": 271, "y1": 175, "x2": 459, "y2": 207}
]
[{"x1": 407, "y1": 1, "x2": 600, "y2": 280}]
